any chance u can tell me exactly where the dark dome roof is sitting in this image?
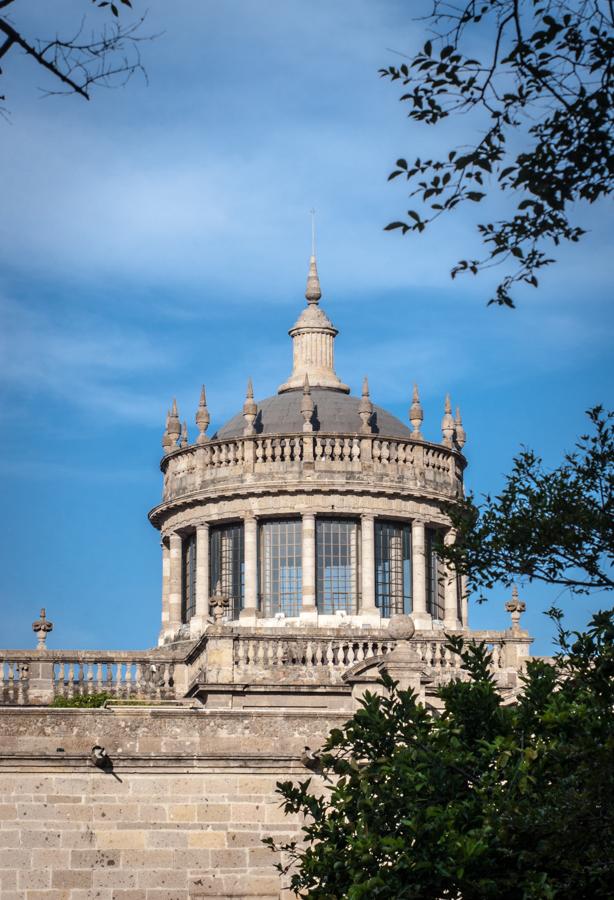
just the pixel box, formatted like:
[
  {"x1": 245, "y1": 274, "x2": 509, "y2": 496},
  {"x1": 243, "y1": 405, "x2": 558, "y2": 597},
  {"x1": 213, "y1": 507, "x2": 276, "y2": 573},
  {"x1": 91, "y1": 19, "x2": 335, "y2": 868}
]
[{"x1": 214, "y1": 388, "x2": 412, "y2": 440}]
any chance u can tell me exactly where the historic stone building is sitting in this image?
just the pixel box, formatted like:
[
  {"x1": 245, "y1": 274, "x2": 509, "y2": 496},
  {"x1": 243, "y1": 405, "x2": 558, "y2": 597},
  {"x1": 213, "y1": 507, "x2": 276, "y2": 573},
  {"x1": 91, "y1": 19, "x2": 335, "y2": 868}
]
[{"x1": 0, "y1": 255, "x2": 532, "y2": 899}]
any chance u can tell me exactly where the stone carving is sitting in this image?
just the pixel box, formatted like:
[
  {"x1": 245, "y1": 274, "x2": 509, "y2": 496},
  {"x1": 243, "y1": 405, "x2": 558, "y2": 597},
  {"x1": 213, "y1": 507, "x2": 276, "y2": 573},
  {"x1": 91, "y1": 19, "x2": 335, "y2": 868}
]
[
  {"x1": 209, "y1": 589, "x2": 230, "y2": 623},
  {"x1": 441, "y1": 394, "x2": 455, "y2": 447},
  {"x1": 32, "y1": 608, "x2": 53, "y2": 650},
  {"x1": 387, "y1": 614, "x2": 416, "y2": 642},
  {"x1": 409, "y1": 384, "x2": 424, "y2": 439},
  {"x1": 195, "y1": 384, "x2": 210, "y2": 444},
  {"x1": 505, "y1": 585, "x2": 526, "y2": 632},
  {"x1": 358, "y1": 377, "x2": 373, "y2": 434}
]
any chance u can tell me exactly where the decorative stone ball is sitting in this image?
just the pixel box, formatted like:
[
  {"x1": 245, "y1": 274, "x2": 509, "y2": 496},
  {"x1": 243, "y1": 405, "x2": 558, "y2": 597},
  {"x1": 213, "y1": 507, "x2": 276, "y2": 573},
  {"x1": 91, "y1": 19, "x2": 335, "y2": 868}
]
[{"x1": 388, "y1": 614, "x2": 415, "y2": 642}]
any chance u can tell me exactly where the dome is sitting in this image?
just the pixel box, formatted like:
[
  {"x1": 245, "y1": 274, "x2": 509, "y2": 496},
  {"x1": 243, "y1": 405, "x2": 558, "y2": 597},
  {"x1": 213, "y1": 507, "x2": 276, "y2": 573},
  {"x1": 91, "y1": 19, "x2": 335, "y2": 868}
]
[{"x1": 214, "y1": 386, "x2": 413, "y2": 440}]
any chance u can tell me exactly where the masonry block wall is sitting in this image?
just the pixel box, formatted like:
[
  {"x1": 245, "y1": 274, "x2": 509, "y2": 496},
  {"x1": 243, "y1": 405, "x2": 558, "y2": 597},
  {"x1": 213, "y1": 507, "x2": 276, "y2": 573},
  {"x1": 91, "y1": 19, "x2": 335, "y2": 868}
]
[{"x1": 0, "y1": 708, "x2": 338, "y2": 900}]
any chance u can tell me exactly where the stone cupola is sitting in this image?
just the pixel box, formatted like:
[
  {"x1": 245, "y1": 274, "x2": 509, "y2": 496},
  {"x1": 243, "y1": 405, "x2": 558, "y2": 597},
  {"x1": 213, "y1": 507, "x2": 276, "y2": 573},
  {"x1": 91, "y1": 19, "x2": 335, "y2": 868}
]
[{"x1": 278, "y1": 255, "x2": 350, "y2": 394}]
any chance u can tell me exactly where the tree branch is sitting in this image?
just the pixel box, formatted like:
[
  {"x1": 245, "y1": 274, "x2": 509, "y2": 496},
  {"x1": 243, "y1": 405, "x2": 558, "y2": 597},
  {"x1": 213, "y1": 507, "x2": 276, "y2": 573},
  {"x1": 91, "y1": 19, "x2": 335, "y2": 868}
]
[{"x1": 0, "y1": 18, "x2": 89, "y2": 98}]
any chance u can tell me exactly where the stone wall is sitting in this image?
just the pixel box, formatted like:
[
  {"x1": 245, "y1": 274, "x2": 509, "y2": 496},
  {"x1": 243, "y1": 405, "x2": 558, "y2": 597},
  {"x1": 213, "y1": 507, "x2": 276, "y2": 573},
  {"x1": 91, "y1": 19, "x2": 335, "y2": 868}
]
[{"x1": 0, "y1": 707, "x2": 339, "y2": 900}]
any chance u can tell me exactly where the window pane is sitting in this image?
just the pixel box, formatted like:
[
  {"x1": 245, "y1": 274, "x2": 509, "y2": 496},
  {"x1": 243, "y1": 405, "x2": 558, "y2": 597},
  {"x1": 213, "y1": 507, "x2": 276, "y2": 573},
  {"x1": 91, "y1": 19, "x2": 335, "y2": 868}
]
[
  {"x1": 210, "y1": 523, "x2": 244, "y2": 619},
  {"x1": 182, "y1": 533, "x2": 197, "y2": 623},
  {"x1": 425, "y1": 528, "x2": 445, "y2": 620},
  {"x1": 375, "y1": 521, "x2": 412, "y2": 617},
  {"x1": 260, "y1": 519, "x2": 302, "y2": 617},
  {"x1": 316, "y1": 519, "x2": 358, "y2": 614}
]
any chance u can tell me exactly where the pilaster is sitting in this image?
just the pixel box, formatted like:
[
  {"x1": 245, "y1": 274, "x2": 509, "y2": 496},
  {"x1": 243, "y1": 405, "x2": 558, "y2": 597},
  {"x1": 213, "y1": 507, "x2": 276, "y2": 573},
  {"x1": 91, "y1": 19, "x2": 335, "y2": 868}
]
[
  {"x1": 300, "y1": 512, "x2": 317, "y2": 623},
  {"x1": 411, "y1": 520, "x2": 431, "y2": 629}
]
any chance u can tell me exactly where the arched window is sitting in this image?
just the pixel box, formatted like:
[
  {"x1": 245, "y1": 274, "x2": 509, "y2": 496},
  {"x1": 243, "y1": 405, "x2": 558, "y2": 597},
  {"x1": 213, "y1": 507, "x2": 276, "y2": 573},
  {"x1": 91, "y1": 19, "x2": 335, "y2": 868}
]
[
  {"x1": 259, "y1": 519, "x2": 302, "y2": 617},
  {"x1": 182, "y1": 532, "x2": 197, "y2": 623},
  {"x1": 316, "y1": 518, "x2": 359, "y2": 614},
  {"x1": 425, "y1": 527, "x2": 445, "y2": 620},
  {"x1": 375, "y1": 521, "x2": 412, "y2": 617},
  {"x1": 210, "y1": 522, "x2": 244, "y2": 619}
]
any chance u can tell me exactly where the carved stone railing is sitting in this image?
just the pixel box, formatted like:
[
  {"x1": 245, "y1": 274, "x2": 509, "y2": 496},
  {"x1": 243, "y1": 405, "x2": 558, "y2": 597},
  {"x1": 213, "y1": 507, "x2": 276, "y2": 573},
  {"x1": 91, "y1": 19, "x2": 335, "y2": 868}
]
[
  {"x1": 0, "y1": 650, "x2": 183, "y2": 707},
  {"x1": 2, "y1": 627, "x2": 531, "y2": 706},
  {"x1": 158, "y1": 432, "x2": 464, "y2": 506},
  {"x1": 198, "y1": 627, "x2": 531, "y2": 688}
]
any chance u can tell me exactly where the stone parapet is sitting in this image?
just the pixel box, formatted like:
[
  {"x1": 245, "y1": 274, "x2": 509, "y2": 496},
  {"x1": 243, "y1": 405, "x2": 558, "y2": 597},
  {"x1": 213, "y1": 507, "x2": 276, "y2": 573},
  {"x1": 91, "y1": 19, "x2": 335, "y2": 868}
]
[{"x1": 152, "y1": 432, "x2": 465, "y2": 522}]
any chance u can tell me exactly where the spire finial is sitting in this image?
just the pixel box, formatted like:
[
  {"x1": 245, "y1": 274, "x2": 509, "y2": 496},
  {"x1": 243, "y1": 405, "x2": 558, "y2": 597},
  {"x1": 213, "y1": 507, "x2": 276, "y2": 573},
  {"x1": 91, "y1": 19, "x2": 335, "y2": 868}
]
[
  {"x1": 243, "y1": 377, "x2": 257, "y2": 436},
  {"x1": 180, "y1": 420, "x2": 188, "y2": 448},
  {"x1": 310, "y1": 208, "x2": 316, "y2": 257},
  {"x1": 441, "y1": 393, "x2": 455, "y2": 447},
  {"x1": 454, "y1": 405, "x2": 466, "y2": 450},
  {"x1": 162, "y1": 409, "x2": 173, "y2": 454},
  {"x1": 409, "y1": 383, "x2": 424, "y2": 440},
  {"x1": 195, "y1": 385, "x2": 210, "y2": 445},
  {"x1": 358, "y1": 375, "x2": 373, "y2": 434},
  {"x1": 301, "y1": 374, "x2": 314, "y2": 432},
  {"x1": 168, "y1": 398, "x2": 181, "y2": 450},
  {"x1": 305, "y1": 213, "x2": 322, "y2": 305}
]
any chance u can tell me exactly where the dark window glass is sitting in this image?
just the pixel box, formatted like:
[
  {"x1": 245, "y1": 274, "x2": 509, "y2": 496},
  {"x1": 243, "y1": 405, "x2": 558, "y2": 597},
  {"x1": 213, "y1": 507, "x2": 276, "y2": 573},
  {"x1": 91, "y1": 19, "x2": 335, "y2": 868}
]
[
  {"x1": 259, "y1": 519, "x2": 302, "y2": 617},
  {"x1": 316, "y1": 519, "x2": 359, "y2": 614},
  {"x1": 182, "y1": 532, "x2": 197, "y2": 623},
  {"x1": 210, "y1": 523, "x2": 244, "y2": 619},
  {"x1": 375, "y1": 521, "x2": 412, "y2": 617},
  {"x1": 425, "y1": 527, "x2": 445, "y2": 620}
]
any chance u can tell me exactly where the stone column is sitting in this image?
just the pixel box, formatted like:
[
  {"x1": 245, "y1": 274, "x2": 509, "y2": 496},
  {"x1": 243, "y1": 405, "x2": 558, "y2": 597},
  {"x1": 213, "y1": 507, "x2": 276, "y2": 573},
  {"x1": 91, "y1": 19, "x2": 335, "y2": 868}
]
[
  {"x1": 411, "y1": 520, "x2": 431, "y2": 630},
  {"x1": 360, "y1": 514, "x2": 380, "y2": 624},
  {"x1": 168, "y1": 533, "x2": 183, "y2": 637},
  {"x1": 240, "y1": 515, "x2": 260, "y2": 624},
  {"x1": 300, "y1": 512, "x2": 317, "y2": 623},
  {"x1": 190, "y1": 524, "x2": 210, "y2": 638},
  {"x1": 158, "y1": 539, "x2": 170, "y2": 645},
  {"x1": 443, "y1": 528, "x2": 460, "y2": 630}
]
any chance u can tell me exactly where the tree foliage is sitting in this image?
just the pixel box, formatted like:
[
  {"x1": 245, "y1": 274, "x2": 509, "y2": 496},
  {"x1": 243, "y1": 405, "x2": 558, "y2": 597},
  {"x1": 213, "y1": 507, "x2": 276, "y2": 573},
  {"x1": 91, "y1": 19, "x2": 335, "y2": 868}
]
[
  {"x1": 0, "y1": 0, "x2": 148, "y2": 115},
  {"x1": 380, "y1": 1, "x2": 614, "y2": 306},
  {"x1": 440, "y1": 405, "x2": 614, "y2": 598},
  {"x1": 266, "y1": 609, "x2": 614, "y2": 898}
]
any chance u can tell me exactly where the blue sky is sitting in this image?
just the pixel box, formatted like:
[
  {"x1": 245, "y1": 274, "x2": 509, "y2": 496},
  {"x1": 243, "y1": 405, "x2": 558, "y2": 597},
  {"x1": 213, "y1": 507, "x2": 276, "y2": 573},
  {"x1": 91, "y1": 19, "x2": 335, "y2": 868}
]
[{"x1": 0, "y1": 0, "x2": 611, "y2": 653}]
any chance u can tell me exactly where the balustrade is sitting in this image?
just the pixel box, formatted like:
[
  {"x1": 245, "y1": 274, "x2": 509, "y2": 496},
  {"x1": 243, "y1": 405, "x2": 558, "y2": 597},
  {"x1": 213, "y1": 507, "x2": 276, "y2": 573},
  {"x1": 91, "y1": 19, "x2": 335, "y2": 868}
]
[
  {"x1": 161, "y1": 432, "x2": 464, "y2": 502},
  {"x1": 0, "y1": 651, "x2": 178, "y2": 706}
]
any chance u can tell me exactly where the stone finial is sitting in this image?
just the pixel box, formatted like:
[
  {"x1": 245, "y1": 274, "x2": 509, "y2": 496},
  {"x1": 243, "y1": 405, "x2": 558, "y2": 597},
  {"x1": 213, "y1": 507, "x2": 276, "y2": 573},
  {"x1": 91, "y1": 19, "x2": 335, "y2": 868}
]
[
  {"x1": 301, "y1": 374, "x2": 314, "y2": 432},
  {"x1": 441, "y1": 394, "x2": 455, "y2": 447},
  {"x1": 162, "y1": 409, "x2": 173, "y2": 455},
  {"x1": 243, "y1": 378, "x2": 257, "y2": 436},
  {"x1": 209, "y1": 583, "x2": 230, "y2": 623},
  {"x1": 305, "y1": 255, "x2": 322, "y2": 305},
  {"x1": 409, "y1": 383, "x2": 424, "y2": 440},
  {"x1": 32, "y1": 608, "x2": 53, "y2": 650},
  {"x1": 454, "y1": 405, "x2": 466, "y2": 450},
  {"x1": 358, "y1": 376, "x2": 373, "y2": 434},
  {"x1": 168, "y1": 398, "x2": 181, "y2": 450},
  {"x1": 195, "y1": 385, "x2": 210, "y2": 445},
  {"x1": 505, "y1": 584, "x2": 526, "y2": 632},
  {"x1": 180, "y1": 420, "x2": 188, "y2": 448}
]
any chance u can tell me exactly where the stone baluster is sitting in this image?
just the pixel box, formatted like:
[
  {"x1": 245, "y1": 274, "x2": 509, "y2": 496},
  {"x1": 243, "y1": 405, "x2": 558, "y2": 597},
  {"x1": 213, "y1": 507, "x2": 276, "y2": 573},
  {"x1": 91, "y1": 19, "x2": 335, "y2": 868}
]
[
  {"x1": 300, "y1": 513, "x2": 317, "y2": 623},
  {"x1": 411, "y1": 520, "x2": 431, "y2": 629}
]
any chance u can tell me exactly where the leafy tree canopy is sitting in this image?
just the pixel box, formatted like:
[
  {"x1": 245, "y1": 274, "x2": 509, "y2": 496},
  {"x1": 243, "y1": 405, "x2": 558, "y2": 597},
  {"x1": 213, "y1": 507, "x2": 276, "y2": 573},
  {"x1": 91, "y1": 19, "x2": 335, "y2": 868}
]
[
  {"x1": 381, "y1": 1, "x2": 614, "y2": 306},
  {"x1": 440, "y1": 405, "x2": 613, "y2": 598},
  {"x1": 266, "y1": 609, "x2": 614, "y2": 898}
]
